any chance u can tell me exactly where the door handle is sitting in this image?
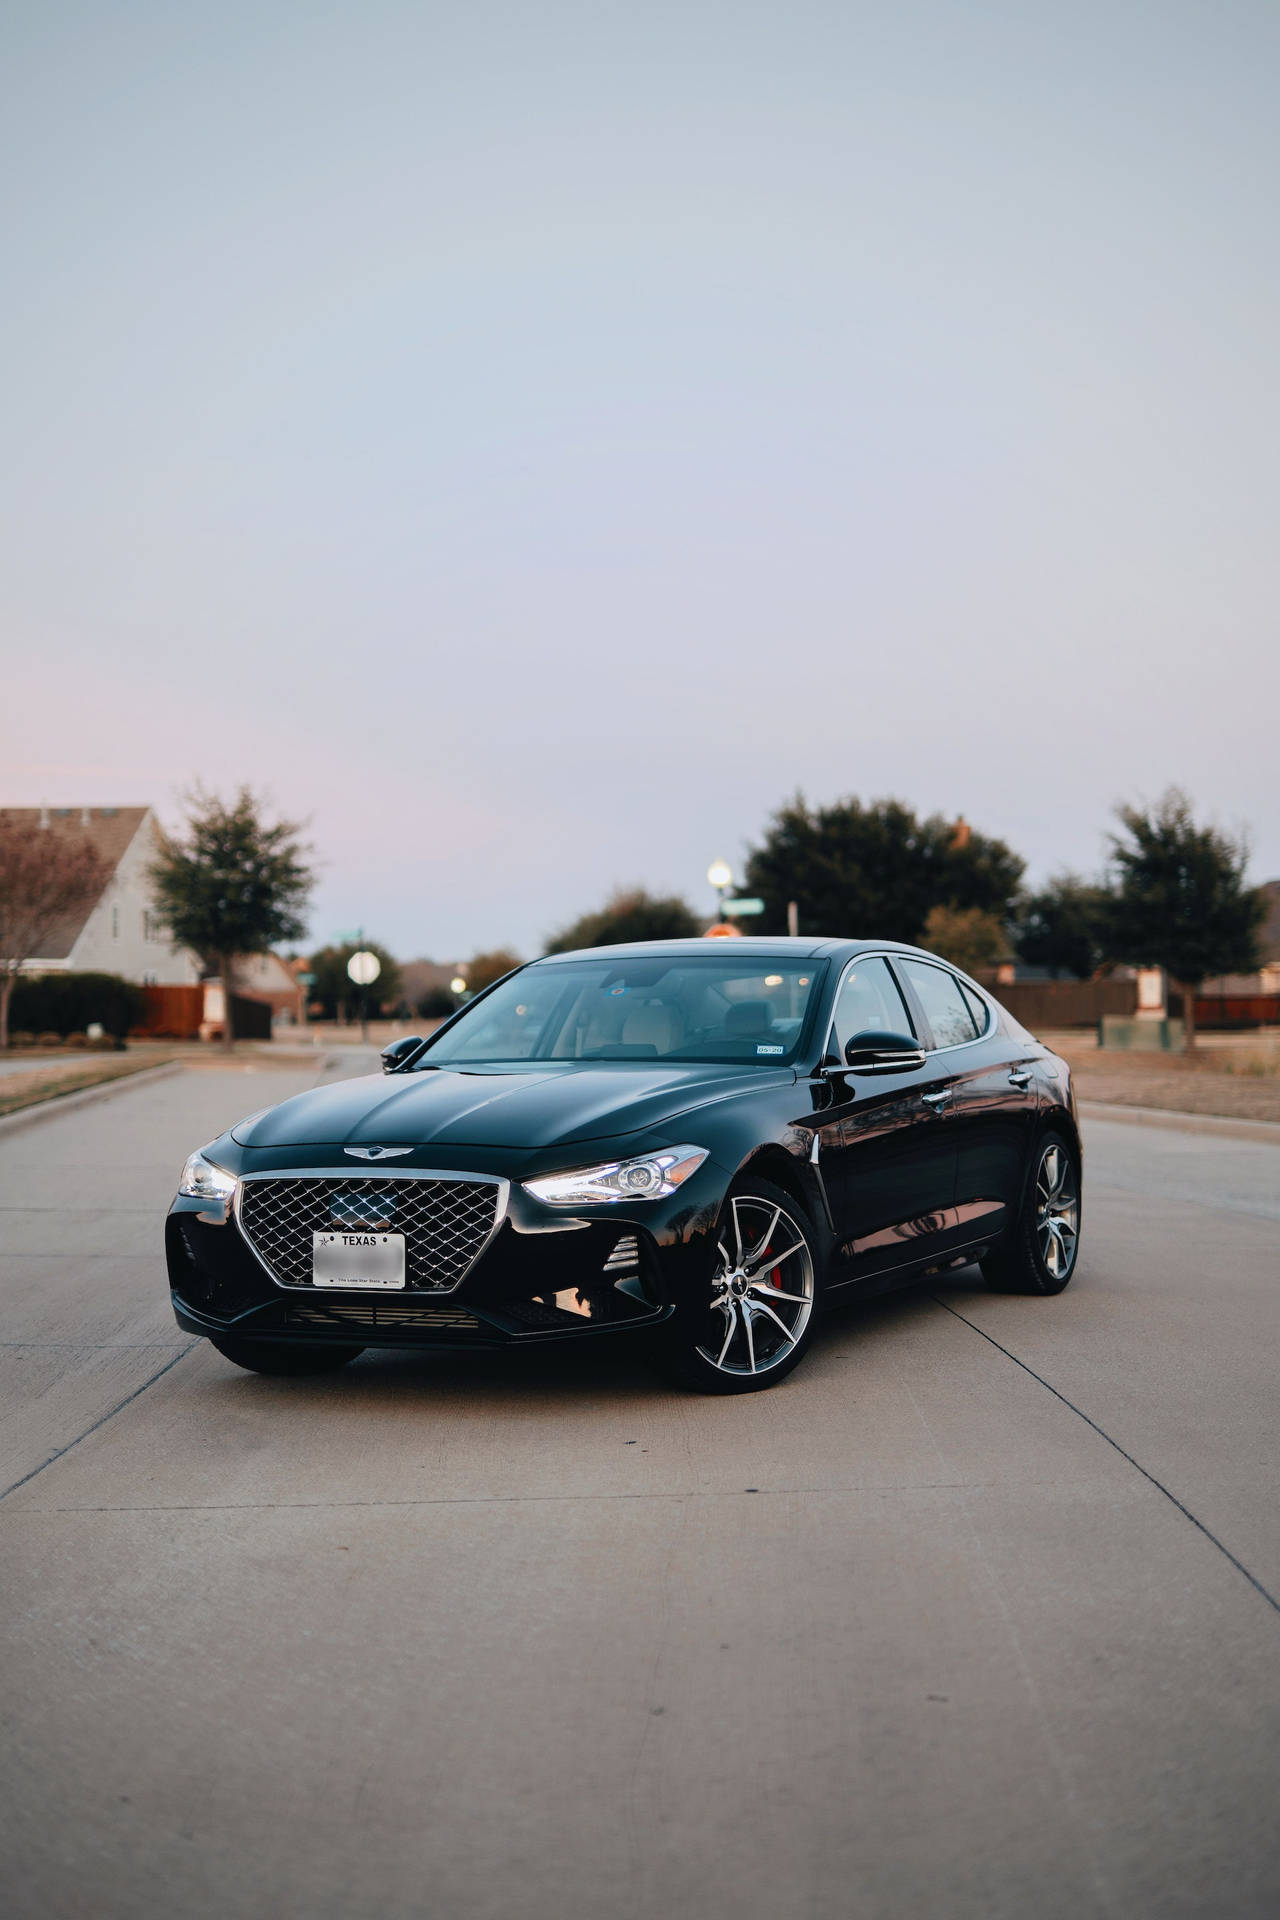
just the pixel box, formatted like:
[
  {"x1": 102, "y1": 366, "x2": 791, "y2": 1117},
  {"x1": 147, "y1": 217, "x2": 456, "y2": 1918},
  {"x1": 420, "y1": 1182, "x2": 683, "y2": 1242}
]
[
  {"x1": 921, "y1": 1089, "x2": 950, "y2": 1110},
  {"x1": 1008, "y1": 1068, "x2": 1033, "y2": 1090}
]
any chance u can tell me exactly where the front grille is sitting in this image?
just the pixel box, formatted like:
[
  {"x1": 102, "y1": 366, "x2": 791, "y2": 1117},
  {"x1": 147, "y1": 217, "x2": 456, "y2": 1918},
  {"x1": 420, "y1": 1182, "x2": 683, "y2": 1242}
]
[
  {"x1": 285, "y1": 1300, "x2": 482, "y2": 1333},
  {"x1": 239, "y1": 1176, "x2": 501, "y2": 1293}
]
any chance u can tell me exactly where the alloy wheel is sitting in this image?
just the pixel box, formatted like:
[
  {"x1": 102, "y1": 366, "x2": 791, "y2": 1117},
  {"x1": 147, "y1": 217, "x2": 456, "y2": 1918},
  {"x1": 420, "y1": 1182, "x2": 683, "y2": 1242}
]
[
  {"x1": 697, "y1": 1193, "x2": 816, "y2": 1378},
  {"x1": 1035, "y1": 1142, "x2": 1079, "y2": 1280}
]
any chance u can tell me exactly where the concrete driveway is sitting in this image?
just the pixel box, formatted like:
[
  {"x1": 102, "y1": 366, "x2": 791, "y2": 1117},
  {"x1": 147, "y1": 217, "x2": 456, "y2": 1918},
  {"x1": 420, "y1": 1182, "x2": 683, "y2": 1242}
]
[{"x1": 2, "y1": 1061, "x2": 1277, "y2": 1918}]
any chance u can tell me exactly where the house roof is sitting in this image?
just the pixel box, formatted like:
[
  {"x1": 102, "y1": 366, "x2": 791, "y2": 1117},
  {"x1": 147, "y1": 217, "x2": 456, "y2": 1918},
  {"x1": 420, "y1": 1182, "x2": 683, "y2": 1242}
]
[{"x1": 1, "y1": 806, "x2": 150, "y2": 958}]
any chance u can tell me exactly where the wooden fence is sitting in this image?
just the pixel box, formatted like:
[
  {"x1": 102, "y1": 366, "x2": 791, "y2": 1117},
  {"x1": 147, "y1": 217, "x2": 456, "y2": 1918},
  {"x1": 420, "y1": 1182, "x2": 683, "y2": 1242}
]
[
  {"x1": 133, "y1": 985, "x2": 273, "y2": 1041},
  {"x1": 984, "y1": 978, "x2": 1138, "y2": 1030}
]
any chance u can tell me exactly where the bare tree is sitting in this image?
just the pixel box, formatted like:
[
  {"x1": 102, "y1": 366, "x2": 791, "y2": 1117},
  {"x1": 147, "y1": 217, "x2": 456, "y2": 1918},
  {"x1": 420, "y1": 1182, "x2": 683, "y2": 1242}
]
[{"x1": 0, "y1": 813, "x2": 108, "y2": 1049}]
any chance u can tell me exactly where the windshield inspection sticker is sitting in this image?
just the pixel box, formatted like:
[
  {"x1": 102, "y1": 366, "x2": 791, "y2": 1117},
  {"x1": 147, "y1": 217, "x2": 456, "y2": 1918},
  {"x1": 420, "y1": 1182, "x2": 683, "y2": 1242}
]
[{"x1": 756, "y1": 1043, "x2": 785, "y2": 1055}]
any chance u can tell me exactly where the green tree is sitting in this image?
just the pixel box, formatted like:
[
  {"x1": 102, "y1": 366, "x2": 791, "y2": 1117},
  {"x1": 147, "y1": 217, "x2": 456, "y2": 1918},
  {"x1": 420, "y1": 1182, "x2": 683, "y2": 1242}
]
[
  {"x1": 922, "y1": 904, "x2": 1007, "y2": 978},
  {"x1": 743, "y1": 796, "x2": 1024, "y2": 943},
  {"x1": 149, "y1": 788, "x2": 313, "y2": 1052},
  {"x1": 308, "y1": 942, "x2": 403, "y2": 1022},
  {"x1": 545, "y1": 887, "x2": 701, "y2": 954},
  {"x1": 465, "y1": 948, "x2": 524, "y2": 994},
  {"x1": 1010, "y1": 873, "x2": 1111, "y2": 980},
  {"x1": 1106, "y1": 787, "x2": 1265, "y2": 1050}
]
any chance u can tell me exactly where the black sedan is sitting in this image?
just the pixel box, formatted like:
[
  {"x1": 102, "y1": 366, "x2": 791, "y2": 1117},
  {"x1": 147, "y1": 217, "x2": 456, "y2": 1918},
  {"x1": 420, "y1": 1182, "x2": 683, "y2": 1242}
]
[{"x1": 167, "y1": 938, "x2": 1082, "y2": 1394}]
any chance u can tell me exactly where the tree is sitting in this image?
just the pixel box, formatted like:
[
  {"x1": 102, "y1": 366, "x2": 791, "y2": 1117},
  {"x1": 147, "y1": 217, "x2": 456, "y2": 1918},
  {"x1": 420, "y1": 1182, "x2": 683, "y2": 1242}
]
[
  {"x1": 1106, "y1": 787, "x2": 1265, "y2": 1050},
  {"x1": 149, "y1": 788, "x2": 313, "y2": 1052},
  {"x1": 465, "y1": 948, "x2": 524, "y2": 994},
  {"x1": 1010, "y1": 873, "x2": 1111, "y2": 980},
  {"x1": 922, "y1": 904, "x2": 1007, "y2": 978},
  {"x1": 545, "y1": 887, "x2": 701, "y2": 954},
  {"x1": 743, "y1": 795, "x2": 1024, "y2": 943},
  {"x1": 0, "y1": 812, "x2": 108, "y2": 1049},
  {"x1": 308, "y1": 941, "x2": 402, "y2": 1023}
]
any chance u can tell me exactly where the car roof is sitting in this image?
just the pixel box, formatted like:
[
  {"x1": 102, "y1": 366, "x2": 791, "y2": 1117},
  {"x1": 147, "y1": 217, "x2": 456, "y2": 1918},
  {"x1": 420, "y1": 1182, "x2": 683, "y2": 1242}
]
[{"x1": 535, "y1": 936, "x2": 938, "y2": 965}]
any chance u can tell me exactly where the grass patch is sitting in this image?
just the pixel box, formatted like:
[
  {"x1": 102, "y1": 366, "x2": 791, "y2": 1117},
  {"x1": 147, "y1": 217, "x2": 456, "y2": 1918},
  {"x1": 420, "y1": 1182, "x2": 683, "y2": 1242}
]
[{"x1": 0, "y1": 1053, "x2": 177, "y2": 1118}]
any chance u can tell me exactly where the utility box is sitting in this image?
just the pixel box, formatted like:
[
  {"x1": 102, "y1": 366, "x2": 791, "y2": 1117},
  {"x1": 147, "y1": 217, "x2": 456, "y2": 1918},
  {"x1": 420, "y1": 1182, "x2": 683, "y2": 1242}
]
[{"x1": 1099, "y1": 1016, "x2": 1185, "y2": 1051}]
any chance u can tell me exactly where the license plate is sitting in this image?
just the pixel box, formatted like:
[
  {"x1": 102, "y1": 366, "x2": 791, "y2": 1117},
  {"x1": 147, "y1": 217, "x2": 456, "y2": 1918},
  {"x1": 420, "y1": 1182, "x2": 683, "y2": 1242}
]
[{"x1": 312, "y1": 1231, "x2": 406, "y2": 1290}]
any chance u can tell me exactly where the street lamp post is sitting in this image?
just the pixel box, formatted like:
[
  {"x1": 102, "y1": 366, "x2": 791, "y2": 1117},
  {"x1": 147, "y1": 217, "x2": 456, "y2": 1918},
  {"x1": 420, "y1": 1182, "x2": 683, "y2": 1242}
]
[
  {"x1": 347, "y1": 941, "x2": 382, "y2": 1046},
  {"x1": 707, "y1": 858, "x2": 733, "y2": 923}
]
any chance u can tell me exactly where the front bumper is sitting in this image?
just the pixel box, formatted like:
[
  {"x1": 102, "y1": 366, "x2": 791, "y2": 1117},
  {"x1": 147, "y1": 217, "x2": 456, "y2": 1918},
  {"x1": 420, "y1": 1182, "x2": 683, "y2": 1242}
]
[{"x1": 167, "y1": 1154, "x2": 726, "y2": 1350}]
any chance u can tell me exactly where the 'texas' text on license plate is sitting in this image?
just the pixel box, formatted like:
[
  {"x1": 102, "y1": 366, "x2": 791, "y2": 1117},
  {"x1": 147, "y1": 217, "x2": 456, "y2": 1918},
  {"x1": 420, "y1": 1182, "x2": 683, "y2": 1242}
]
[{"x1": 312, "y1": 1230, "x2": 406, "y2": 1290}]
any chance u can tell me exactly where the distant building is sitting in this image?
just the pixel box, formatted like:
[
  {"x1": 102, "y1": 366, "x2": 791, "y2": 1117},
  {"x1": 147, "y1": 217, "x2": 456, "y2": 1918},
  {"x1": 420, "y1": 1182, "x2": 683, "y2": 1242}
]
[
  {"x1": 10, "y1": 805, "x2": 200, "y2": 987},
  {"x1": 1203, "y1": 878, "x2": 1280, "y2": 996},
  {"x1": 230, "y1": 951, "x2": 306, "y2": 1025}
]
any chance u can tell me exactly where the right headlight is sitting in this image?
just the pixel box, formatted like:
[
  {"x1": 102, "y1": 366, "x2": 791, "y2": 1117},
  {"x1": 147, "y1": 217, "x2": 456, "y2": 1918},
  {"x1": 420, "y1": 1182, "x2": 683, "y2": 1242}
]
[
  {"x1": 522, "y1": 1145, "x2": 709, "y2": 1207},
  {"x1": 178, "y1": 1149, "x2": 238, "y2": 1205}
]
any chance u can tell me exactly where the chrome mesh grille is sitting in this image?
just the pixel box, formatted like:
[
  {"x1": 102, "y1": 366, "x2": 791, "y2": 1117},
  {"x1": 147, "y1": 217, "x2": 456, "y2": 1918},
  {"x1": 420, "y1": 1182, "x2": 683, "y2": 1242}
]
[{"x1": 239, "y1": 1176, "x2": 500, "y2": 1292}]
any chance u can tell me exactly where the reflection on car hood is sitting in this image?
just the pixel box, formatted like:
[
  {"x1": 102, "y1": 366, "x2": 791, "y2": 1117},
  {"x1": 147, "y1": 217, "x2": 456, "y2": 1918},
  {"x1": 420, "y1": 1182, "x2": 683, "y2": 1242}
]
[{"x1": 231, "y1": 1061, "x2": 795, "y2": 1152}]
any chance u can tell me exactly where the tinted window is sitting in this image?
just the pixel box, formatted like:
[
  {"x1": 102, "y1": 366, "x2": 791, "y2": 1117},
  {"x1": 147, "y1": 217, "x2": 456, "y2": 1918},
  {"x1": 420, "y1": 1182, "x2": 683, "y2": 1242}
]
[
  {"x1": 829, "y1": 957, "x2": 915, "y2": 1059},
  {"x1": 419, "y1": 956, "x2": 824, "y2": 1066},
  {"x1": 899, "y1": 960, "x2": 979, "y2": 1049},
  {"x1": 958, "y1": 979, "x2": 991, "y2": 1037}
]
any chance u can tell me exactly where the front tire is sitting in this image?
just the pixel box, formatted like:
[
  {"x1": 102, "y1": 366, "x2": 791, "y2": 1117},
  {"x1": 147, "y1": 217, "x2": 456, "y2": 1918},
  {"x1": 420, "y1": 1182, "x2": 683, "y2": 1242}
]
[
  {"x1": 209, "y1": 1334, "x2": 364, "y2": 1376},
  {"x1": 981, "y1": 1131, "x2": 1081, "y2": 1296},
  {"x1": 657, "y1": 1178, "x2": 823, "y2": 1394}
]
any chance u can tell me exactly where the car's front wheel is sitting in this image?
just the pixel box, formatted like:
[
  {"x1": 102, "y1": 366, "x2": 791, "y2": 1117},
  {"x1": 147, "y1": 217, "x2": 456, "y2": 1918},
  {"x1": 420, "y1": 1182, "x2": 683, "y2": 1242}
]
[
  {"x1": 981, "y1": 1131, "x2": 1081, "y2": 1296},
  {"x1": 209, "y1": 1334, "x2": 364, "y2": 1376},
  {"x1": 658, "y1": 1178, "x2": 822, "y2": 1394}
]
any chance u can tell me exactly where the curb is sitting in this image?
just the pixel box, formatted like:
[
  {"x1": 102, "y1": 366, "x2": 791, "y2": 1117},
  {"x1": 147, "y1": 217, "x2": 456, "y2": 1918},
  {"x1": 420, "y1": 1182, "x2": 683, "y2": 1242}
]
[
  {"x1": 0, "y1": 1062, "x2": 185, "y2": 1140},
  {"x1": 1079, "y1": 1100, "x2": 1280, "y2": 1147}
]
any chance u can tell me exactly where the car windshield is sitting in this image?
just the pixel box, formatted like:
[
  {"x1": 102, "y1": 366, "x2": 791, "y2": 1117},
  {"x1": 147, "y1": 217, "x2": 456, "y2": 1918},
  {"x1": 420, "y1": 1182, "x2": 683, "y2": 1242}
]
[{"x1": 418, "y1": 956, "x2": 826, "y2": 1067}]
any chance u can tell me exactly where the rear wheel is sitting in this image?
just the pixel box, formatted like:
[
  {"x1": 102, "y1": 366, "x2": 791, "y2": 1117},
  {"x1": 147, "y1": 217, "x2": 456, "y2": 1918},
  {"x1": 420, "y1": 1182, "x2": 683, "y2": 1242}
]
[
  {"x1": 981, "y1": 1132, "x2": 1081, "y2": 1296},
  {"x1": 209, "y1": 1334, "x2": 364, "y2": 1376},
  {"x1": 657, "y1": 1178, "x2": 822, "y2": 1394}
]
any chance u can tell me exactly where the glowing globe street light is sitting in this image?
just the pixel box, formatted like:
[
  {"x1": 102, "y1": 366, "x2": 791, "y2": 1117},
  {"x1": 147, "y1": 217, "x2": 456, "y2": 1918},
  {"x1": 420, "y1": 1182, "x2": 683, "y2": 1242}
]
[
  {"x1": 707, "y1": 858, "x2": 733, "y2": 920},
  {"x1": 347, "y1": 947, "x2": 382, "y2": 1045}
]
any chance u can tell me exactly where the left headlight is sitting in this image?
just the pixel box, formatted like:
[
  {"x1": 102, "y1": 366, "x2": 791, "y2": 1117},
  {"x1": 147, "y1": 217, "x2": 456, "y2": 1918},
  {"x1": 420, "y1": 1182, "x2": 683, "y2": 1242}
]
[
  {"x1": 178, "y1": 1149, "x2": 239, "y2": 1204},
  {"x1": 522, "y1": 1145, "x2": 709, "y2": 1207}
]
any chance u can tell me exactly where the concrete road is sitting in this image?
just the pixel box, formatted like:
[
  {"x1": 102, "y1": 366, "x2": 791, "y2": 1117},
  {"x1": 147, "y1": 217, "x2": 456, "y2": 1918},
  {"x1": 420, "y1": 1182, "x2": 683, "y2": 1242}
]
[{"x1": 2, "y1": 1064, "x2": 1277, "y2": 1919}]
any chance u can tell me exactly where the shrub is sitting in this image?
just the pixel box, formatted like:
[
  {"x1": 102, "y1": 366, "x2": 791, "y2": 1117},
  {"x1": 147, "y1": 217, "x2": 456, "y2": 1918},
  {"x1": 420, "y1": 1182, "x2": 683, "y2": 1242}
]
[
  {"x1": 9, "y1": 972, "x2": 146, "y2": 1041},
  {"x1": 416, "y1": 985, "x2": 457, "y2": 1019},
  {"x1": 37, "y1": 1031, "x2": 64, "y2": 1047}
]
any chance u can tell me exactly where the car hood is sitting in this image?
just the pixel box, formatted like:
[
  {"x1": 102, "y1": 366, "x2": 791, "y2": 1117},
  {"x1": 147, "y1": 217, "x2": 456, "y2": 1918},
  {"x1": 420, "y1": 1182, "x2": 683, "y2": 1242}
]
[{"x1": 231, "y1": 1061, "x2": 795, "y2": 1153}]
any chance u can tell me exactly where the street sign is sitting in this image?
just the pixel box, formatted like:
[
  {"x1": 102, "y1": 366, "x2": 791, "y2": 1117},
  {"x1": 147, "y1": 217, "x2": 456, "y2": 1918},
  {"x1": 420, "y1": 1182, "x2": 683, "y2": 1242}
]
[
  {"x1": 347, "y1": 950, "x2": 381, "y2": 987},
  {"x1": 723, "y1": 898, "x2": 764, "y2": 915},
  {"x1": 297, "y1": 971, "x2": 316, "y2": 986}
]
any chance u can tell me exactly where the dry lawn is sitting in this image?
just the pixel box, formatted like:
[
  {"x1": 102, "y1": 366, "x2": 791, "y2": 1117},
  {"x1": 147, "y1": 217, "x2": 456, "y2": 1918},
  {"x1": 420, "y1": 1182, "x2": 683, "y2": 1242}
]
[
  {"x1": 1045, "y1": 1032, "x2": 1280, "y2": 1124},
  {"x1": 0, "y1": 1053, "x2": 175, "y2": 1118}
]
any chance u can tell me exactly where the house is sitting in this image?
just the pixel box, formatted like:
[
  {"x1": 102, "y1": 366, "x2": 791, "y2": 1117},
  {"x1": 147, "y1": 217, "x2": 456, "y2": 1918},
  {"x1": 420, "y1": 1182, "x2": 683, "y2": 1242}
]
[
  {"x1": 10, "y1": 806, "x2": 200, "y2": 987},
  {"x1": 1202, "y1": 878, "x2": 1280, "y2": 998},
  {"x1": 230, "y1": 951, "x2": 307, "y2": 1025}
]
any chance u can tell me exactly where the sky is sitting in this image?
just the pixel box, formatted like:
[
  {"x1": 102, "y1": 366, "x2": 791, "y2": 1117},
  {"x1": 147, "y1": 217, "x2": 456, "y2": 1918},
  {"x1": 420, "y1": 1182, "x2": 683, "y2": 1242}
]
[{"x1": 2, "y1": 0, "x2": 1277, "y2": 962}]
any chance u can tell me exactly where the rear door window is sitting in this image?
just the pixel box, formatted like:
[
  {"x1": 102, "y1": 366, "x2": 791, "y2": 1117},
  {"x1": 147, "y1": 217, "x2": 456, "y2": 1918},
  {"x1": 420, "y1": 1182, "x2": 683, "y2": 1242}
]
[{"x1": 897, "y1": 960, "x2": 979, "y2": 1050}]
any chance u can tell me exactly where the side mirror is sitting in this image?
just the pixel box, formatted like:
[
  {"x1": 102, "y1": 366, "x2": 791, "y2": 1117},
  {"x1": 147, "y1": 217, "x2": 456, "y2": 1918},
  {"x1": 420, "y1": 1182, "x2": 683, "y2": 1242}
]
[
  {"x1": 835, "y1": 1029, "x2": 927, "y2": 1076},
  {"x1": 381, "y1": 1034, "x2": 426, "y2": 1074}
]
